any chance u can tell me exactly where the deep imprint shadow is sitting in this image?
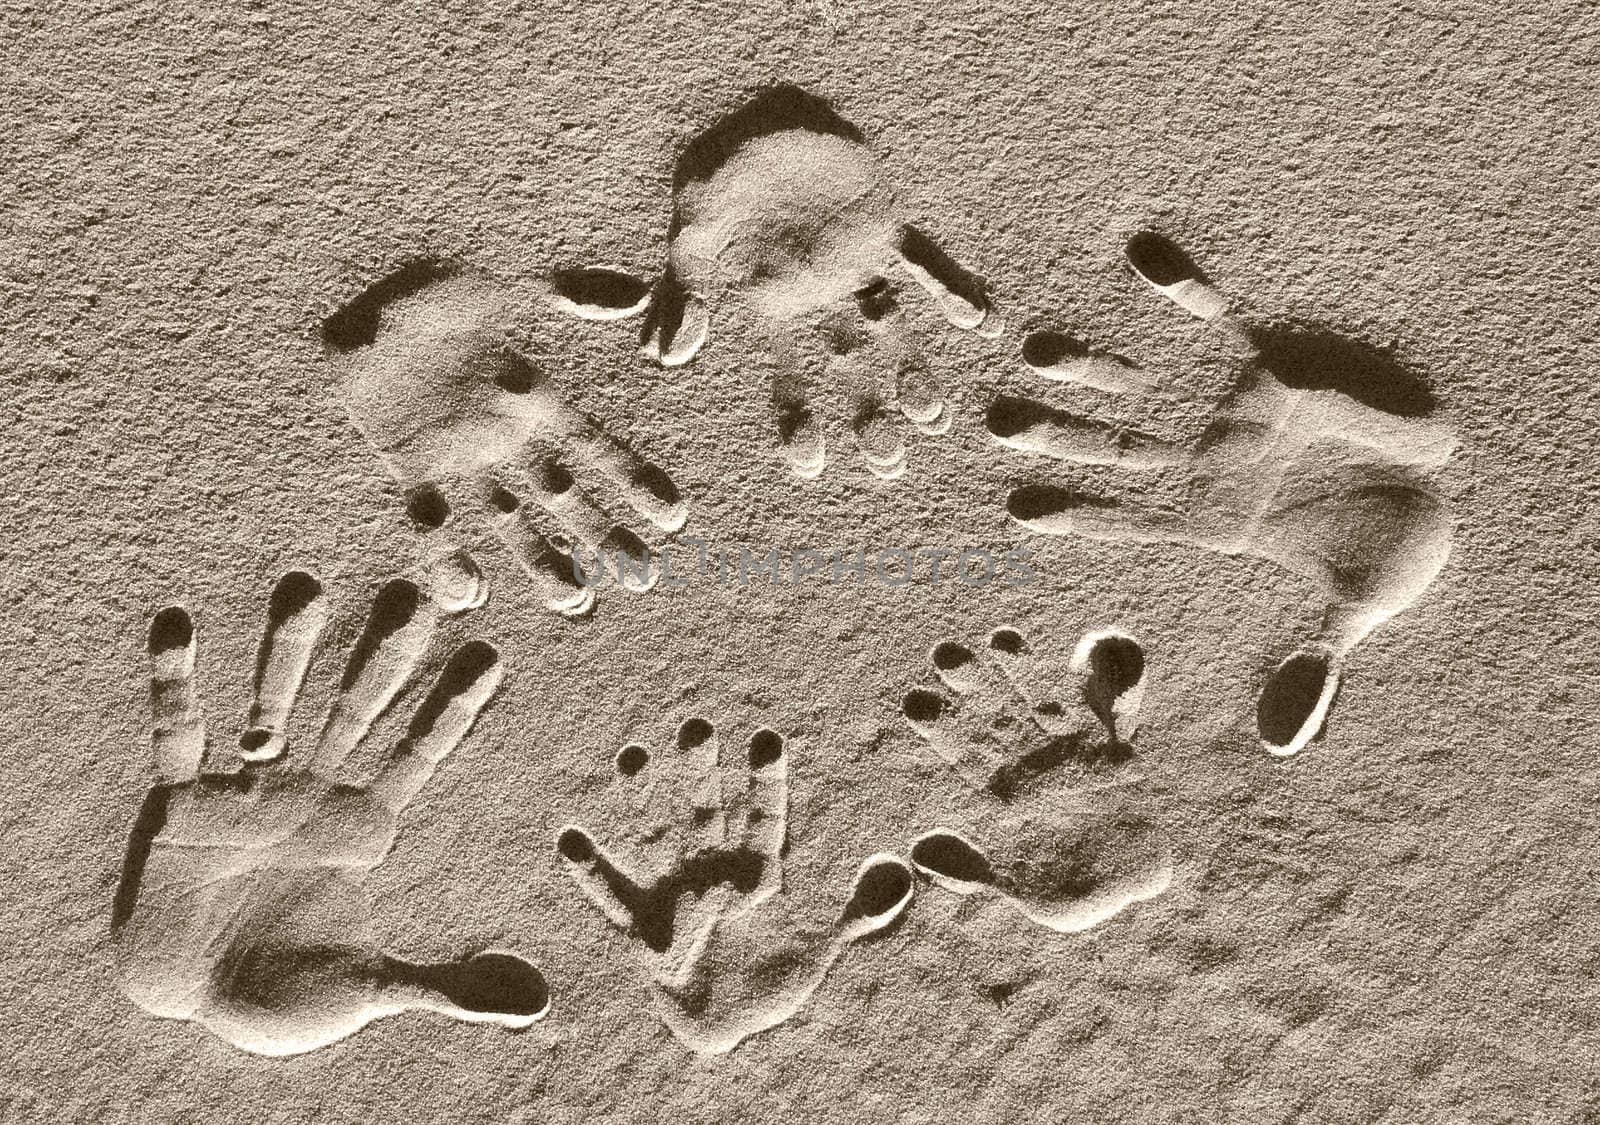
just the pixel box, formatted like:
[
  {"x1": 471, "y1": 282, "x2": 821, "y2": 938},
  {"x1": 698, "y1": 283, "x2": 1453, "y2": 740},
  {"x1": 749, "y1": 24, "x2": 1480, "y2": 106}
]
[
  {"x1": 1256, "y1": 650, "x2": 1333, "y2": 747},
  {"x1": 839, "y1": 861, "x2": 914, "y2": 943},
  {"x1": 321, "y1": 258, "x2": 460, "y2": 353},
  {"x1": 337, "y1": 579, "x2": 424, "y2": 693},
  {"x1": 387, "y1": 952, "x2": 550, "y2": 1018},
  {"x1": 548, "y1": 268, "x2": 652, "y2": 314},
  {"x1": 1083, "y1": 635, "x2": 1146, "y2": 736},
  {"x1": 986, "y1": 395, "x2": 1090, "y2": 441},
  {"x1": 1127, "y1": 232, "x2": 1211, "y2": 289},
  {"x1": 899, "y1": 224, "x2": 993, "y2": 317},
  {"x1": 1005, "y1": 484, "x2": 1119, "y2": 523},
  {"x1": 1021, "y1": 330, "x2": 1138, "y2": 371},
  {"x1": 671, "y1": 84, "x2": 864, "y2": 193},
  {"x1": 557, "y1": 829, "x2": 768, "y2": 954},
  {"x1": 1127, "y1": 232, "x2": 1438, "y2": 418},
  {"x1": 639, "y1": 270, "x2": 693, "y2": 357},
  {"x1": 910, "y1": 832, "x2": 995, "y2": 885},
  {"x1": 111, "y1": 785, "x2": 173, "y2": 932},
  {"x1": 241, "y1": 573, "x2": 324, "y2": 754},
  {"x1": 1248, "y1": 322, "x2": 1437, "y2": 418},
  {"x1": 405, "y1": 641, "x2": 500, "y2": 741},
  {"x1": 986, "y1": 731, "x2": 1135, "y2": 802},
  {"x1": 405, "y1": 483, "x2": 451, "y2": 530},
  {"x1": 148, "y1": 605, "x2": 193, "y2": 654}
]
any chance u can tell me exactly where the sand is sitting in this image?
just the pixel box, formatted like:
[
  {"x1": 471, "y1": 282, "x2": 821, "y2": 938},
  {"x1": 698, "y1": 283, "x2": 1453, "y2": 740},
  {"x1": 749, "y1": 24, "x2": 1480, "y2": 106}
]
[{"x1": 3, "y1": 1, "x2": 1598, "y2": 1121}]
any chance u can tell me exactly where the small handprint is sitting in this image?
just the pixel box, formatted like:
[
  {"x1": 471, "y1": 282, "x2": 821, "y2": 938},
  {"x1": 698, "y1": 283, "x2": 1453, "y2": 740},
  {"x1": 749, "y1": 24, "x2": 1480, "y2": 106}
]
[
  {"x1": 555, "y1": 86, "x2": 1002, "y2": 479},
  {"x1": 995, "y1": 232, "x2": 1457, "y2": 755},
  {"x1": 326, "y1": 262, "x2": 687, "y2": 616},
  {"x1": 113, "y1": 572, "x2": 548, "y2": 1056},
  {"x1": 902, "y1": 627, "x2": 1171, "y2": 935},
  {"x1": 557, "y1": 718, "x2": 914, "y2": 1054}
]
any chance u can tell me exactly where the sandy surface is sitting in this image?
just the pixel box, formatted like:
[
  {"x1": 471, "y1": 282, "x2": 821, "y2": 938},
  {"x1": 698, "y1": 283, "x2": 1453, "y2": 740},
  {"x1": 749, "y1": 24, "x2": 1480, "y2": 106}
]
[{"x1": 3, "y1": 1, "x2": 1598, "y2": 1121}]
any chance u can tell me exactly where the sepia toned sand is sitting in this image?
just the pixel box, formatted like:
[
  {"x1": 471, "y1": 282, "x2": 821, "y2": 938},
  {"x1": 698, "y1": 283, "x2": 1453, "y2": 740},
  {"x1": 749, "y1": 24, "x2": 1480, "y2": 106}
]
[{"x1": 2, "y1": 1, "x2": 1597, "y2": 1121}]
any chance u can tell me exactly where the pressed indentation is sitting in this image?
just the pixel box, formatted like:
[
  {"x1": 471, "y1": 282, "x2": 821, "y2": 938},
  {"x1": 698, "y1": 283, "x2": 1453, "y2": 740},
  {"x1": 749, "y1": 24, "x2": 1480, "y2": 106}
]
[
  {"x1": 338, "y1": 579, "x2": 423, "y2": 692},
  {"x1": 1006, "y1": 484, "x2": 1085, "y2": 523},
  {"x1": 405, "y1": 641, "x2": 500, "y2": 742},
  {"x1": 898, "y1": 224, "x2": 991, "y2": 317},
  {"x1": 678, "y1": 718, "x2": 715, "y2": 752},
  {"x1": 1021, "y1": 330, "x2": 1090, "y2": 368},
  {"x1": 629, "y1": 462, "x2": 682, "y2": 513},
  {"x1": 266, "y1": 572, "x2": 322, "y2": 622},
  {"x1": 854, "y1": 278, "x2": 897, "y2": 321},
  {"x1": 337, "y1": 258, "x2": 687, "y2": 617},
  {"x1": 902, "y1": 689, "x2": 946, "y2": 723},
  {"x1": 111, "y1": 786, "x2": 172, "y2": 931},
  {"x1": 1086, "y1": 635, "x2": 1145, "y2": 692},
  {"x1": 635, "y1": 83, "x2": 990, "y2": 483},
  {"x1": 1251, "y1": 324, "x2": 1437, "y2": 417},
  {"x1": 843, "y1": 859, "x2": 913, "y2": 923},
  {"x1": 1083, "y1": 633, "x2": 1145, "y2": 736},
  {"x1": 989, "y1": 628, "x2": 1025, "y2": 656},
  {"x1": 608, "y1": 528, "x2": 652, "y2": 568},
  {"x1": 932, "y1": 641, "x2": 976, "y2": 673},
  {"x1": 549, "y1": 267, "x2": 652, "y2": 315},
  {"x1": 322, "y1": 259, "x2": 461, "y2": 353},
  {"x1": 1125, "y1": 232, "x2": 1201, "y2": 288},
  {"x1": 239, "y1": 729, "x2": 273, "y2": 754},
  {"x1": 488, "y1": 485, "x2": 520, "y2": 515},
  {"x1": 671, "y1": 83, "x2": 864, "y2": 190},
  {"x1": 1258, "y1": 651, "x2": 1331, "y2": 749},
  {"x1": 910, "y1": 832, "x2": 994, "y2": 885},
  {"x1": 557, "y1": 827, "x2": 595, "y2": 862},
  {"x1": 748, "y1": 729, "x2": 784, "y2": 768},
  {"x1": 616, "y1": 744, "x2": 649, "y2": 776},
  {"x1": 119, "y1": 574, "x2": 532, "y2": 1056},
  {"x1": 492, "y1": 351, "x2": 539, "y2": 395},
  {"x1": 986, "y1": 395, "x2": 1064, "y2": 440},
  {"x1": 149, "y1": 606, "x2": 193, "y2": 654},
  {"x1": 406, "y1": 484, "x2": 450, "y2": 530},
  {"x1": 433, "y1": 952, "x2": 549, "y2": 1018},
  {"x1": 541, "y1": 461, "x2": 574, "y2": 496}
]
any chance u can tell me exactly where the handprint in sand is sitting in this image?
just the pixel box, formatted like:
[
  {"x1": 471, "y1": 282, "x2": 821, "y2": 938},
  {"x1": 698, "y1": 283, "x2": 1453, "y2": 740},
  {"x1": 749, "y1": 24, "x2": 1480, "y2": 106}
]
[
  {"x1": 112, "y1": 573, "x2": 548, "y2": 1056},
  {"x1": 557, "y1": 719, "x2": 914, "y2": 1054},
  {"x1": 554, "y1": 86, "x2": 1002, "y2": 480},
  {"x1": 993, "y1": 233, "x2": 1457, "y2": 756},
  {"x1": 902, "y1": 626, "x2": 1172, "y2": 935},
  {"x1": 325, "y1": 263, "x2": 687, "y2": 617}
]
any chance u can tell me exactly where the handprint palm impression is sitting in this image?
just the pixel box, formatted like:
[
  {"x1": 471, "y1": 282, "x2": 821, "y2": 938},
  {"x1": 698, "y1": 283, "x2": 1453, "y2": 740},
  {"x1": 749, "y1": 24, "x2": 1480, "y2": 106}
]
[
  {"x1": 902, "y1": 627, "x2": 1172, "y2": 934},
  {"x1": 555, "y1": 86, "x2": 1002, "y2": 480},
  {"x1": 557, "y1": 720, "x2": 914, "y2": 1054},
  {"x1": 326, "y1": 263, "x2": 687, "y2": 617},
  {"x1": 112, "y1": 573, "x2": 548, "y2": 1056},
  {"x1": 994, "y1": 233, "x2": 1456, "y2": 756}
]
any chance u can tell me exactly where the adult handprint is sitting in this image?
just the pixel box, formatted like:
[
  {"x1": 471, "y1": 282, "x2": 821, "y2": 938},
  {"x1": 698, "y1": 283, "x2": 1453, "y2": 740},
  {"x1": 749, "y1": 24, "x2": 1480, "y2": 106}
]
[
  {"x1": 555, "y1": 86, "x2": 1002, "y2": 479},
  {"x1": 113, "y1": 572, "x2": 548, "y2": 1056},
  {"x1": 326, "y1": 262, "x2": 687, "y2": 616},
  {"x1": 993, "y1": 232, "x2": 1456, "y2": 756}
]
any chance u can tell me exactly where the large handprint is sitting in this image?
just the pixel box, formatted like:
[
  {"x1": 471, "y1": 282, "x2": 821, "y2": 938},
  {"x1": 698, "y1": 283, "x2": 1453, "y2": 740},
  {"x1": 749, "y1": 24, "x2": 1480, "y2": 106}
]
[
  {"x1": 112, "y1": 572, "x2": 548, "y2": 1056},
  {"x1": 992, "y1": 232, "x2": 1457, "y2": 756},
  {"x1": 325, "y1": 263, "x2": 687, "y2": 616},
  {"x1": 556, "y1": 718, "x2": 914, "y2": 1054},
  {"x1": 554, "y1": 85, "x2": 1002, "y2": 479}
]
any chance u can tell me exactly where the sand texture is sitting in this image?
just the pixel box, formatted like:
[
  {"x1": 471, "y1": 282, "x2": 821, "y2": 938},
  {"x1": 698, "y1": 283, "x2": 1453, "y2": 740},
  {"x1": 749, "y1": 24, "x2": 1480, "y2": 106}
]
[{"x1": 3, "y1": 1, "x2": 1598, "y2": 1121}]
